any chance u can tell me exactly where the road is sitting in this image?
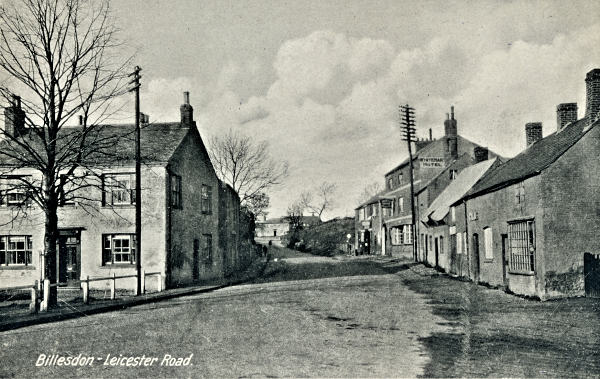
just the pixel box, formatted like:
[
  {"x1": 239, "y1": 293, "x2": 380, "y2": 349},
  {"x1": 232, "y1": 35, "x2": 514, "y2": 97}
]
[{"x1": 1, "y1": 249, "x2": 599, "y2": 378}]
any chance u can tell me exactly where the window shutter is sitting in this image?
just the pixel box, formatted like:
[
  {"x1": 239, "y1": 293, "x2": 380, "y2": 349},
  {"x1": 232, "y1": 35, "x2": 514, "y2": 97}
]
[{"x1": 102, "y1": 235, "x2": 111, "y2": 265}]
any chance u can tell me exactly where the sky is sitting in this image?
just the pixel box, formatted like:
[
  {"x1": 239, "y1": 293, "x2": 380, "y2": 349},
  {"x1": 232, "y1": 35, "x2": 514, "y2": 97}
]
[{"x1": 4, "y1": 0, "x2": 600, "y2": 219}]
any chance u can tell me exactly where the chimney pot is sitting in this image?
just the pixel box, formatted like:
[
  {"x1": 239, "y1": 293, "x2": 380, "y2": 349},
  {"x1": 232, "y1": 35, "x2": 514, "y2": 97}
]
[
  {"x1": 525, "y1": 122, "x2": 543, "y2": 147},
  {"x1": 429, "y1": 128, "x2": 432, "y2": 141},
  {"x1": 79, "y1": 115, "x2": 84, "y2": 125},
  {"x1": 183, "y1": 91, "x2": 190, "y2": 105},
  {"x1": 451, "y1": 105, "x2": 454, "y2": 120}
]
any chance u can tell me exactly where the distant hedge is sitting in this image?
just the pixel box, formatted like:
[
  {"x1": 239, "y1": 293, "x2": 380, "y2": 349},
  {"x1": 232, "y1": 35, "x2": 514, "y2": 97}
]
[{"x1": 284, "y1": 217, "x2": 354, "y2": 256}]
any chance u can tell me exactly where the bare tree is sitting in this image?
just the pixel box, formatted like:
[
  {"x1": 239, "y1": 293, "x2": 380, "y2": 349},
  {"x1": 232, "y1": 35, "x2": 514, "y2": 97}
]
[
  {"x1": 0, "y1": 0, "x2": 131, "y2": 305},
  {"x1": 299, "y1": 181, "x2": 337, "y2": 220},
  {"x1": 208, "y1": 128, "x2": 288, "y2": 214},
  {"x1": 244, "y1": 191, "x2": 270, "y2": 219},
  {"x1": 285, "y1": 200, "x2": 305, "y2": 233},
  {"x1": 357, "y1": 181, "x2": 383, "y2": 204}
]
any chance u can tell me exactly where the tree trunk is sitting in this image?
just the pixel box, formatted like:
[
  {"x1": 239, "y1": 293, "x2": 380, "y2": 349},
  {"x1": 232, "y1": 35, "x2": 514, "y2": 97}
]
[{"x1": 44, "y1": 184, "x2": 59, "y2": 306}]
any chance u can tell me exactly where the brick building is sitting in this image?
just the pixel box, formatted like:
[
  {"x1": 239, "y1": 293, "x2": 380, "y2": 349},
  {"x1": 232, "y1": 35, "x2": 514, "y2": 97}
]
[
  {"x1": 453, "y1": 69, "x2": 600, "y2": 299},
  {"x1": 0, "y1": 92, "x2": 254, "y2": 290},
  {"x1": 355, "y1": 107, "x2": 499, "y2": 257}
]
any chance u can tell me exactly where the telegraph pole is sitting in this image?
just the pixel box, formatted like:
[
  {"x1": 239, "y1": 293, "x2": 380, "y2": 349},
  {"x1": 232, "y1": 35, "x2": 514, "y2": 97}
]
[
  {"x1": 400, "y1": 104, "x2": 418, "y2": 262},
  {"x1": 129, "y1": 66, "x2": 142, "y2": 295}
]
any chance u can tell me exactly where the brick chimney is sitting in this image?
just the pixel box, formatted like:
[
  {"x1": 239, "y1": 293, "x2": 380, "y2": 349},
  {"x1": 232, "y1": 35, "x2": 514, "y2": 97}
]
[
  {"x1": 585, "y1": 69, "x2": 600, "y2": 124},
  {"x1": 3, "y1": 95, "x2": 26, "y2": 137},
  {"x1": 525, "y1": 122, "x2": 543, "y2": 147},
  {"x1": 180, "y1": 91, "x2": 193, "y2": 125},
  {"x1": 474, "y1": 146, "x2": 488, "y2": 163},
  {"x1": 444, "y1": 106, "x2": 458, "y2": 160},
  {"x1": 556, "y1": 103, "x2": 577, "y2": 131}
]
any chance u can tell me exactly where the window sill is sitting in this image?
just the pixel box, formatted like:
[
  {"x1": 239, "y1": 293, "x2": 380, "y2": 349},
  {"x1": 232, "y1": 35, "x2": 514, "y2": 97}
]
[
  {"x1": 100, "y1": 264, "x2": 136, "y2": 268},
  {"x1": 483, "y1": 259, "x2": 494, "y2": 263},
  {"x1": 0, "y1": 265, "x2": 36, "y2": 270},
  {"x1": 102, "y1": 204, "x2": 136, "y2": 208},
  {"x1": 508, "y1": 270, "x2": 535, "y2": 276}
]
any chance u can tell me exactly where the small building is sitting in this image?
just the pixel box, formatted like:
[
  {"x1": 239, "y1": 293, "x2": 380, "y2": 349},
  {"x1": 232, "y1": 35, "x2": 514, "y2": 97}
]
[
  {"x1": 0, "y1": 92, "x2": 252, "y2": 290},
  {"x1": 457, "y1": 69, "x2": 600, "y2": 299},
  {"x1": 255, "y1": 215, "x2": 320, "y2": 247}
]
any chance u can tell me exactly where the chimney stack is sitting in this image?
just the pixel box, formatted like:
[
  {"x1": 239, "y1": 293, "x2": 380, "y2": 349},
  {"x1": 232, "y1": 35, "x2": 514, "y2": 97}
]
[
  {"x1": 444, "y1": 106, "x2": 458, "y2": 160},
  {"x1": 428, "y1": 128, "x2": 432, "y2": 141},
  {"x1": 525, "y1": 122, "x2": 543, "y2": 147},
  {"x1": 556, "y1": 103, "x2": 577, "y2": 131},
  {"x1": 140, "y1": 113, "x2": 149, "y2": 124},
  {"x1": 474, "y1": 146, "x2": 488, "y2": 163},
  {"x1": 3, "y1": 95, "x2": 26, "y2": 137},
  {"x1": 180, "y1": 91, "x2": 194, "y2": 125},
  {"x1": 585, "y1": 68, "x2": 600, "y2": 123}
]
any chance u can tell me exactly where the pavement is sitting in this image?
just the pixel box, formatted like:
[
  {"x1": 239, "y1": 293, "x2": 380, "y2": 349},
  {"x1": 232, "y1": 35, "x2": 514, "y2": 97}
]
[{"x1": 0, "y1": 256, "x2": 268, "y2": 333}]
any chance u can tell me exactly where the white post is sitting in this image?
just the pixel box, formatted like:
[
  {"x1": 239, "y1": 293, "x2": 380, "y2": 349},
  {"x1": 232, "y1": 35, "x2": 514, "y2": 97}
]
[
  {"x1": 82, "y1": 275, "x2": 89, "y2": 304},
  {"x1": 110, "y1": 273, "x2": 116, "y2": 300},
  {"x1": 141, "y1": 269, "x2": 145, "y2": 295},
  {"x1": 29, "y1": 280, "x2": 38, "y2": 314},
  {"x1": 157, "y1": 273, "x2": 162, "y2": 292},
  {"x1": 41, "y1": 279, "x2": 50, "y2": 312}
]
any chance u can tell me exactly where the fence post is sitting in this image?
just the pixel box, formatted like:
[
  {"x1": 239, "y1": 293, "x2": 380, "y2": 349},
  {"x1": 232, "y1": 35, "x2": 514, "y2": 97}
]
[
  {"x1": 141, "y1": 269, "x2": 145, "y2": 295},
  {"x1": 29, "y1": 280, "x2": 38, "y2": 314},
  {"x1": 157, "y1": 273, "x2": 162, "y2": 292},
  {"x1": 41, "y1": 279, "x2": 50, "y2": 312},
  {"x1": 110, "y1": 273, "x2": 116, "y2": 300},
  {"x1": 83, "y1": 275, "x2": 89, "y2": 304}
]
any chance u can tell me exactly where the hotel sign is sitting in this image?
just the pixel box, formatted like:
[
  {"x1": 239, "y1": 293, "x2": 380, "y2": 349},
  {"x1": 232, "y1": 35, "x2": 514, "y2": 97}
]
[{"x1": 420, "y1": 157, "x2": 444, "y2": 168}]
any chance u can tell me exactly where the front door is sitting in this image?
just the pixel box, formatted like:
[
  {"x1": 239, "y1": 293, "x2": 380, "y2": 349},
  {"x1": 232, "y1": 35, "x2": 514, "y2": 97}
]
[
  {"x1": 472, "y1": 233, "x2": 480, "y2": 282},
  {"x1": 501, "y1": 234, "x2": 508, "y2": 287},
  {"x1": 434, "y1": 237, "x2": 439, "y2": 268},
  {"x1": 58, "y1": 230, "x2": 81, "y2": 287}
]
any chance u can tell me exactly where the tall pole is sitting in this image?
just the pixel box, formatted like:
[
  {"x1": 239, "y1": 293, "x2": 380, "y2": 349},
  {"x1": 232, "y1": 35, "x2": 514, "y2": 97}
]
[
  {"x1": 129, "y1": 66, "x2": 142, "y2": 295},
  {"x1": 400, "y1": 104, "x2": 418, "y2": 262}
]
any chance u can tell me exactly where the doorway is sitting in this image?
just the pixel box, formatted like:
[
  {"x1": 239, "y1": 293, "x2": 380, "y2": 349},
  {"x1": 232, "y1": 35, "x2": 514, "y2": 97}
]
[
  {"x1": 434, "y1": 237, "x2": 439, "y2": 268},
  {"x1": 501, "y1": 234, "x2": 508, "y2": 287},
  {"x1": 57, "y1": 229, "x2": 81, "y2": 287},
  {"x1": 472, "y1": 233, "x2": 480, "y2": 282}
]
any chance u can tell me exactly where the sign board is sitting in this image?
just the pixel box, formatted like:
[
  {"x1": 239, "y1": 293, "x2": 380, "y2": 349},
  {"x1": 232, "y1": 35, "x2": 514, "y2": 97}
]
[
  {"x1": 420, "y1": 157, "x2": 444, "y2": 168},
  {"x1": 361, "y1": 220, "x2": 371, "y2": 228},
  {"x1": 380, "y1": 199, "x2": 392, "y2": 208},
  {"x1": 449, "y1": 226, "x2": 457, "y2": 235},
  {"x1": 468, "y1": 211, "x2": 478, "y2": 221}
]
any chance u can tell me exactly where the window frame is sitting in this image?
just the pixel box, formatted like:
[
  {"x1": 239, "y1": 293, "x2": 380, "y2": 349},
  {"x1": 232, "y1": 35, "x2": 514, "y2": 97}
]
[
  {"x1": 1, "y1": 176, "x2": 32, "y2": 207},
  {"x1": 170, "y1": 174, "x2": 182, "y2": 209},
  {"x1": 201, "y1": 184, "x2": 212, "y2": 214},
  {"x1": 103, "y1": 173, "x2": 136, "y2": 206},
  {"x1": 102, "y1": 234, "x2": 136, "y2": 265},
  {"x1": 0, "y1": 235, "x2": 33, "y2": 266},
  {"x1": 203, "y1": 233, "x2": 213, "y2": 264},
  {"x1": 508, "y1": 220, "x2": 536, "y2": 274},
  {"x1": 483, "y1": 227, "x2": 493, "y2": 260}
]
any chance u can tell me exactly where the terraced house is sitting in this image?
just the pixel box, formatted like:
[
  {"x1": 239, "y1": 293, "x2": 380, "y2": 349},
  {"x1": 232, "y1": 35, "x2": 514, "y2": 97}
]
[
  {"x1": 0, "y1": 92, "x2": 253, "y2": 291},
  {"x1": 453, "y1": 69, "x2": 600, "y2": 299},
  {"x1": 355, "y1": 107, "x2": 500, "y2": 257}
]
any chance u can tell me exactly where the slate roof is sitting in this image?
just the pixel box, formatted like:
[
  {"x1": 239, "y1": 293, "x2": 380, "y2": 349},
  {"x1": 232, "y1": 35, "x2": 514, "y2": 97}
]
[
  {"x1": 259, "y1": 216, "x2": 321, "y2": 225},
  {"x1": 464, "y1": 117, "x2": 599, "y2": 200},
  {"x1": 0, "y1": 122, "x2": 191, "y2": 167},
  {"x1": 421, "y1": 158, "x2": 498, "y2": 224}
]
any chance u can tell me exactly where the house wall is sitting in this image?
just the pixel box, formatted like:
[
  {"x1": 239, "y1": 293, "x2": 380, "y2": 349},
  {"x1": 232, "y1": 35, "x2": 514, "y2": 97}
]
[
  {"x1": 451, "y1": 202, "x2": 469, "y2": 278},
  {"x1": 219, "y1": 182, "x2": 242, "y2": 277},
  {"x1": 465, "y1": 175, "x2": 545, "y2": 297},
  {"x1": 540, "y1": 124, "x2": 600, "y2": 298},
  {"x1": 0, "y1": 165, "x2": 167, "y2": 291},
  {"x1": 255, "y1": 222, "x2": 289, "y2": 246},
  {"x1": 167, "y1": 129, "x2": 221, "y2": 287}
]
